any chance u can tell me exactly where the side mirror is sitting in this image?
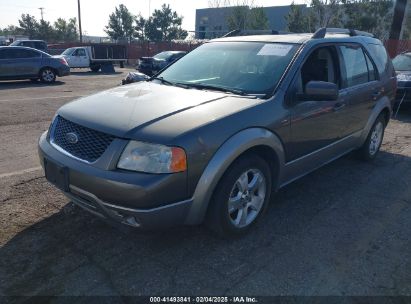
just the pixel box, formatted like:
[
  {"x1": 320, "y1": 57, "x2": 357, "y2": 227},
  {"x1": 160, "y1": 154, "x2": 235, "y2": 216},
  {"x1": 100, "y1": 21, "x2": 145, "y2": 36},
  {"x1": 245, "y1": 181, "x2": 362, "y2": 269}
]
[{"x1": 304, "y1": 81, "x2": 339, "y2": 101}]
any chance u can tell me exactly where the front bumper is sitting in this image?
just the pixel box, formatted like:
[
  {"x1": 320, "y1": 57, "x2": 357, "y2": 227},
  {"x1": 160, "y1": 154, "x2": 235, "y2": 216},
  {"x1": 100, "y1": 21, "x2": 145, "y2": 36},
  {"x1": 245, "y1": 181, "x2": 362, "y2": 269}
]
[{"x1": 38, "y1": 132, "x2": 192, "y2": 229}]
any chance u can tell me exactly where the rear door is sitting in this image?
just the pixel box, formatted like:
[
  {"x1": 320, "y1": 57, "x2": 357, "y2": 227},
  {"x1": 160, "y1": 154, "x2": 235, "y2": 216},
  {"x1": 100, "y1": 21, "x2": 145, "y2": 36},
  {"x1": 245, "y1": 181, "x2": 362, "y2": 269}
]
[{"x1": 337, "y1": 44, "x2": 380, "y2": 137}]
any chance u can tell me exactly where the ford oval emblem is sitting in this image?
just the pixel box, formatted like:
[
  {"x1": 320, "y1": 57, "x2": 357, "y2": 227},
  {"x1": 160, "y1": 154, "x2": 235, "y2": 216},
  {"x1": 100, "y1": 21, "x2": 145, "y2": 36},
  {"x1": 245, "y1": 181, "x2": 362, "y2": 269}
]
[{"x1": 66, "y1": 132, "x2": 79, "y2": 144}]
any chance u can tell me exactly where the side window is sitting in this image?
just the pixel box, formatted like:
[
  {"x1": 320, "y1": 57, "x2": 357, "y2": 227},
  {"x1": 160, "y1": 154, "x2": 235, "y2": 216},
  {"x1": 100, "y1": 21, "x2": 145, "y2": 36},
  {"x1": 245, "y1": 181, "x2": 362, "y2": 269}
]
[
  {"x1": 339, "y1": 45, "x2": 368, "y2": 87},
  {"x1": 77, "y1": 49, "x2": 86, "y2": 56},
  {"x1": 365, "y1": 52, "x2": 377, "y2": 81},
  {"x1": 34, "y1": 42, "x2": 46, "y2": 50},
  {"x1": 298, "y1": 46, "x2": 340, "y2": 93},
  {"x1": 368, "y1": 43, "x2": 388, "y2": 77},
  {"x1": 14, "y1": 49, "x2": 40, "y2": 58}
]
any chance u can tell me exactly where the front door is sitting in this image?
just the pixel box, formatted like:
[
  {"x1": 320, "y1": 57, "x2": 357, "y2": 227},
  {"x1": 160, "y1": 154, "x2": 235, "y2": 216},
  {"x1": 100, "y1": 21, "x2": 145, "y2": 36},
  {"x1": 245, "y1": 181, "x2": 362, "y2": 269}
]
[
  {"x1": 287, "y1": 45, "x2": 347, "y2": 161},
  {"x1": 70, "y1": 48, "x2": 88, "y2": 68}
]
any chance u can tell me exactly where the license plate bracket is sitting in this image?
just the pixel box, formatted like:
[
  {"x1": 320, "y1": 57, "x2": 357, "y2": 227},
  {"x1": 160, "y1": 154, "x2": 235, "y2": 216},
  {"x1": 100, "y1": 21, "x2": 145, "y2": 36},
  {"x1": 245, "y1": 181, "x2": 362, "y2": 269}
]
[{"x1": 44, "y1": 159, "x2": 69, "y2": 192}]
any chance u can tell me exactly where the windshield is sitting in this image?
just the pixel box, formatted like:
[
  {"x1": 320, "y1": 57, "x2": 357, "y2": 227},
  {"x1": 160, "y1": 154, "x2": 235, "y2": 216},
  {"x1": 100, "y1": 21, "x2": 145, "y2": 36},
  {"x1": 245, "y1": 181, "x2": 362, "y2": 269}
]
[
  {"x1": 154, "y1": 52, "x2": 172, "y2": 60},
  {"x1": 158, "y1": 42, "x2": 299, "y2": 96},
  {"x1": 393, "y1": 54, "x2": 411, "y2": 71},
  {"x1": 62, "y1": 48, "x2": 75, "y2": 56}
]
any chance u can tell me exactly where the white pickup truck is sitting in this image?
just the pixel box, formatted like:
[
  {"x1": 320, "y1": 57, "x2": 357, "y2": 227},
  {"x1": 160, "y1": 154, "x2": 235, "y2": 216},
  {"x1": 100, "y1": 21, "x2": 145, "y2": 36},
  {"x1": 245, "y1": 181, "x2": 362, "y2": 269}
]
[{"x1": 55, "y1": 44, "x2": 127, "y2": 72}]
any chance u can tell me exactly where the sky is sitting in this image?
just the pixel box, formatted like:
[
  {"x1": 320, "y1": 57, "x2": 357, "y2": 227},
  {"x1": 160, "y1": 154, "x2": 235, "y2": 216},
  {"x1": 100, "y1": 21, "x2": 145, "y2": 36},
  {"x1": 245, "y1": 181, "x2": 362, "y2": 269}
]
[{"x1": 0, "y1": 0, "x2": 306, "y2": 36}]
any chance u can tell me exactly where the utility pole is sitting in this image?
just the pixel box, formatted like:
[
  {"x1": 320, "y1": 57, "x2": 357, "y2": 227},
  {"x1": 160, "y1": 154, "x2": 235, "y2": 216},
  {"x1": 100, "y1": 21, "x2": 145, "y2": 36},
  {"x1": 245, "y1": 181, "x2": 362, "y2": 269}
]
[
  {"x1": 388, "y1": 0, "x2": 407, "y2": 57},
  {"x1": 77, "y1": 0, "x2": 83, "y2": 43},
  {"x1": 38, "y1": 7, "x2": 44, "y2": 21}
]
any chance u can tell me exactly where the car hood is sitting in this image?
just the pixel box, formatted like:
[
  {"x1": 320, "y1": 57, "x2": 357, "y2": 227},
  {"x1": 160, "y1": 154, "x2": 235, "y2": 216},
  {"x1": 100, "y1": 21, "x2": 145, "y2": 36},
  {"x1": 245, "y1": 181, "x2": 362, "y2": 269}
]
[{"x1": 57, "y1": 82, "x2": 261, "y2": 141}]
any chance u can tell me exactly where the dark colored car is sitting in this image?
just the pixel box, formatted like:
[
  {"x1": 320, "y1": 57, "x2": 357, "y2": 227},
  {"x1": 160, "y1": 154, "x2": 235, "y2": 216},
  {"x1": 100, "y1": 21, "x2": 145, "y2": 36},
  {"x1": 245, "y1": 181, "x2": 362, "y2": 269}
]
[
  {"x1": 137, "y1": 51, "x2": 187, "y2": 76},
  {"x1": 393, "y1": 52, "x2": 411, "y2": 107},
  {"x1": 39, "y1": 28, "x2": 396, "y2": 237},
  {"x1": 10, "y1": 40, "x2": 48, "y2": 53},
  {"x1": 0, "y1": 46, "x2": 70, "y2": 83}
]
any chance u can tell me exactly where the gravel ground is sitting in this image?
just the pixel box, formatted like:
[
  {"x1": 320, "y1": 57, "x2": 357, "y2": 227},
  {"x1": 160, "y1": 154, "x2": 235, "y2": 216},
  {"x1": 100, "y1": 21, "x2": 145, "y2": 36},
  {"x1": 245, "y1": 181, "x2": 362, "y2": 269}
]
[{"x1": 0, "y1": 71, "x2": 410, "y2": 299}]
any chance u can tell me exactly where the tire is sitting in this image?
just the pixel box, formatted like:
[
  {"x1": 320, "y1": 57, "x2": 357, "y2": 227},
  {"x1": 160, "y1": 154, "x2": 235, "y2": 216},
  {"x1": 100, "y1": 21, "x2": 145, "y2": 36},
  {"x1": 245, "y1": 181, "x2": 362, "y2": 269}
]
[
  {"x1": 90, "y1": 65, "x2": 101, "y2": 72},
  {"x1": 357, "y1": 114, "x2": 386, "y2": 161},
  {"x1": 39, "y1": 68, "x2": 56, "y2": 83},
  {"x1": 206, "y1": 154, "x2": 272, "y2": 238}
]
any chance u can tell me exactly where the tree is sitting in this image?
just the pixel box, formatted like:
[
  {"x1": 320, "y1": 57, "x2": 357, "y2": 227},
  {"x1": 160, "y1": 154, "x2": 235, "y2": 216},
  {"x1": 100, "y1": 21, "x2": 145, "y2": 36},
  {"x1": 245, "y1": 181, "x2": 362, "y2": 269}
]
[
  {"x1": 18, "y1": 14, "x2": 39, "y2": 39},
  {"x1": 286, "y1": 2, "x2": 309, "y2": 33},
  {"x1": 226, "y1": 6, "x2": 249, "y2": 30},
  {"x1": 105, "y1": 4, "x2": 135, "y2": 42},
  {"x1": 309, "y1": 0, "x2": 343, "y2": 29},
  {"x1": 145, "y1": 4, "x2": 187, "y2": 41},
  {"x1": 134, "y1": 14, "x2": 146, "y2": 40},
  {"x1": 248, "y1": 7, "x2": 269, "y2": 30},
  {"x1": 342, "y1": 0, "x2": 393, "y2": 39},
  {"x1": 54, "y1": 18, "x2": 78, "y2": 42},
  {"x1": 37, "y1": 19, "x2": 54, "y2": 41}
]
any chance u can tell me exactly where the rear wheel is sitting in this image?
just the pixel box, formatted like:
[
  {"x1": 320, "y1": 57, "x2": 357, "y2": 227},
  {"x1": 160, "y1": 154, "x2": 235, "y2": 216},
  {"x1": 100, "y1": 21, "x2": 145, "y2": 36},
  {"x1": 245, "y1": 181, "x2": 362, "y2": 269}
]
[
  {"x1": 206, "y1": 154, "x2": 272, "y2": 238},
  {"x1": 90, "y1": 64, "x2": 101, "y2": 72},
  {"x1": 358, "y1": 114, "x2": 386, "y2": 161},
  {"x1": 39, "y1": 68, "x2": 56, "y2": 83}
]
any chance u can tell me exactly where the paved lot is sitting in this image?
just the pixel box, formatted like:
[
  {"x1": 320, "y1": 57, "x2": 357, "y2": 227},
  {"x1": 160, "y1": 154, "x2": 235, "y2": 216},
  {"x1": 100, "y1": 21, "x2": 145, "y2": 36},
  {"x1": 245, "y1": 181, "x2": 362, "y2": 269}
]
[{"x1": 0, "y1": 71, "x2": 410, "y2": 298}]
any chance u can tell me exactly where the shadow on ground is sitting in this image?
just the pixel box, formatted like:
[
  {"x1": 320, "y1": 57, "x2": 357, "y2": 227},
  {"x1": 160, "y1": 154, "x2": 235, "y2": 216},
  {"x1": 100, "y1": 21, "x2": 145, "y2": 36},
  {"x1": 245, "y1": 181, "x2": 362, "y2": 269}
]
[
  {"x1": 1, "y1": 150, "x2": 411, "y2": 298},
  {"x1": 0, "y1": 81, "x2": 65, "y2": 90}
]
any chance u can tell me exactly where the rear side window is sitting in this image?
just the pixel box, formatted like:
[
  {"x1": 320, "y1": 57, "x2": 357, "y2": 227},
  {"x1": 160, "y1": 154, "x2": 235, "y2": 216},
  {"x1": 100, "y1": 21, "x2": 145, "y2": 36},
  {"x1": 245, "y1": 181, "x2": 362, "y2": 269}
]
[
  {"x1": 368, "y1": 43, "x2": 388, "y2": 77},
  {"x1": 365, "y1": 52, "x2": 377, "y2": 81},
  {"x1": 14, "y1": 49, "x2": 41, "y2": 58},
  {"x1": 339, "y1": 45, "x2": 369, "y2": 87}
]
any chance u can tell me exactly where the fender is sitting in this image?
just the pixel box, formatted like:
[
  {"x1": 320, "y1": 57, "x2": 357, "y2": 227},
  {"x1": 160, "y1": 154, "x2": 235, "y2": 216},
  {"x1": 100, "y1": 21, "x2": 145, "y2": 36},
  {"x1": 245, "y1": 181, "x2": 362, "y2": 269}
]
[
  {"x1": 359, "y1": 96, "x2": 392, "y2": 146},
  {"x1": 184, "y1": 128, "x2": 285, "y2": 225}
]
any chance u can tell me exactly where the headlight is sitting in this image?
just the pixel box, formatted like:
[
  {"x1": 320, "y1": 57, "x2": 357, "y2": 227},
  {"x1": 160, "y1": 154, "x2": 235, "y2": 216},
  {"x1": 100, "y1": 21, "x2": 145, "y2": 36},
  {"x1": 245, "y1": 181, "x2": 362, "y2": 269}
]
[{"x1": 117, "y1": 141, "x2": 187, "y2": 173}]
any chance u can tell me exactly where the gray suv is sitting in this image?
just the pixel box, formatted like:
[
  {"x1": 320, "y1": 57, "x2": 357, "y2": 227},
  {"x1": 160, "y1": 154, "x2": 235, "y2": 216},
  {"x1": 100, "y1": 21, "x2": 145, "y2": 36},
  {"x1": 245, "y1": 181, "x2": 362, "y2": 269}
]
[{"x1": 38, "y1": 28, "x2": 396, "y2": 237}]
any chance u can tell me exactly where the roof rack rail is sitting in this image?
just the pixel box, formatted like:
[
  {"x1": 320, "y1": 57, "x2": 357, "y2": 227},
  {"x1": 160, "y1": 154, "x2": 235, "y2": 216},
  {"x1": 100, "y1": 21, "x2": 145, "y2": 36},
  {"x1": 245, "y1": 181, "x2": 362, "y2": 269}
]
[
  {"x1": 222, "y1": 29, "x2": 291, "y2": 38},
  {"x1": 312, "y1": 27, "x2": 374, "y2": 39}
]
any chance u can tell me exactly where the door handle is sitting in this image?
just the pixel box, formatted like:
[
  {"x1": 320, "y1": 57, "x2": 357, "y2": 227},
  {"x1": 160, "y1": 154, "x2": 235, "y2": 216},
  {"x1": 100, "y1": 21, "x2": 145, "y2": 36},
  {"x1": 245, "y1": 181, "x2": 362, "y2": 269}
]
[{"x1": 333, "y1": 102, "x2": 346, "y2": 112}]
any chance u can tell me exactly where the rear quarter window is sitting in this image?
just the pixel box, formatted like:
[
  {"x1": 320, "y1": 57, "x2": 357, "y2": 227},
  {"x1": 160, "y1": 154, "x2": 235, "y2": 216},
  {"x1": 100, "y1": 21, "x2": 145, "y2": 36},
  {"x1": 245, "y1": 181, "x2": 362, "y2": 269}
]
[{"x1": 367, "y1": 43, "x2": 389, "y2": 77}]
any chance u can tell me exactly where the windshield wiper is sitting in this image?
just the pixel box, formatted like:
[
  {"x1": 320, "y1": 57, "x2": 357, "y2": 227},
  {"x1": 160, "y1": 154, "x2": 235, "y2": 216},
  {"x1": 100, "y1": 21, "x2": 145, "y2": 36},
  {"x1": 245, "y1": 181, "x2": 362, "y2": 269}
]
[
  {"x1": 149, "y1": 76, "x2": 175, "y2": 86},
  {"x1": 149, "y1": 76, "x2": 190, "y2": 89},
  {"x1": 176, "y1": 82, "x2": 247, "y2": 96}
]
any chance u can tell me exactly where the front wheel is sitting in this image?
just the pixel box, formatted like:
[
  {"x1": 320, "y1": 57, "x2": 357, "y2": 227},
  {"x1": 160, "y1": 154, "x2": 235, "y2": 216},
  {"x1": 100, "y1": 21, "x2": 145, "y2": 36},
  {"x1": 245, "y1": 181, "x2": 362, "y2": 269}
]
[
  {"x1": 206, "y1": 154, "x2": 272, "y2": 238},
  {"x1": 39, "y1": 68, "x2": 56, "y2": 83},
  {"x1": 358, "y1": 114, "x2": 386, "y2": 161},
  {"x1": 90, "y1": 64, "x2": 101, "y2": 72}
]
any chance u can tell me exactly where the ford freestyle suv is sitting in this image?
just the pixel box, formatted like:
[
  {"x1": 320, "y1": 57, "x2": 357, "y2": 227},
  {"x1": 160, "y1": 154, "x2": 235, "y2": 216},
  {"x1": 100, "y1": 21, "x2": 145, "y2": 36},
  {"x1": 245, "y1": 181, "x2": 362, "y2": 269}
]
[{"x1": 39, "y1": 28, "x2": 396, "y2": 237}]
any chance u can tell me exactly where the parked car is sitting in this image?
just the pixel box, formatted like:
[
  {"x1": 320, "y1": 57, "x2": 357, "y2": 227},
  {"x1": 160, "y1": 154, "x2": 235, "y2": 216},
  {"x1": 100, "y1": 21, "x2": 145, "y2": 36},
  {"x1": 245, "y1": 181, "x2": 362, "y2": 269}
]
[
  {"x1": 137, "y1": 51, "x2": 186, "y2": 76},
  {"x1": 39, "y1": 28, "x2": 396, "y2": 237},
  {"x1": 10, "y1": 40, "x2": 48, "y2": 53},
  {"x1": 393, "y1": 52, "x2": 411, "y2": 108},
  {"x1": 0, "y1": 46, "x2": 70, "y2": 83},
  {"x1": 55, "y1": 45, "x2": 127, "y2": 72}
]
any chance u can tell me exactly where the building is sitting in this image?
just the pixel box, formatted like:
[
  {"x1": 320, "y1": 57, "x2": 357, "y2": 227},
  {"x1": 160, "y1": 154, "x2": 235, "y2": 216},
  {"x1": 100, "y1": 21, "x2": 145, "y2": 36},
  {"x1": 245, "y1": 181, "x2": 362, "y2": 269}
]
[{"x1": 195, "y1": 4, "x2": 306, "y2": 39}]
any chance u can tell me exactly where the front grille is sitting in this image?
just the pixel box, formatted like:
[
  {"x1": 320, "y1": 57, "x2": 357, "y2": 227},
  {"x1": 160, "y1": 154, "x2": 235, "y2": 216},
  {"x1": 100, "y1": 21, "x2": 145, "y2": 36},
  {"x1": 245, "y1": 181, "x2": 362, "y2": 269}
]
[{"x1": 51, "y1": 116, "x2": 115, "y2": 162}]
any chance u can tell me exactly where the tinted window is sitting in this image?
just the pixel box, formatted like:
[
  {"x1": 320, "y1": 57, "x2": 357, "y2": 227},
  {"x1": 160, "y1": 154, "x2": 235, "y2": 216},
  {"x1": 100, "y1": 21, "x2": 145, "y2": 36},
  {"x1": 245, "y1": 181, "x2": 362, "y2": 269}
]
[
  {"x1": 339, "y1": 45, "x2": 369, "y2": 87},
  {"x1": 368, "y1": 43, "x2": 388, "y2": 77},
  {"x1": 21, "y1": 41, "x2": 34, "y2": 48},
  {"x1": 365, "y1": 52, "x2": 377, "y2": 81},
  {"x1": 14, "y1": 49, "x2": 41, "y2": 58},
  {"x1": 0, "y1": 49, "x2": 15, "y2": 59}
]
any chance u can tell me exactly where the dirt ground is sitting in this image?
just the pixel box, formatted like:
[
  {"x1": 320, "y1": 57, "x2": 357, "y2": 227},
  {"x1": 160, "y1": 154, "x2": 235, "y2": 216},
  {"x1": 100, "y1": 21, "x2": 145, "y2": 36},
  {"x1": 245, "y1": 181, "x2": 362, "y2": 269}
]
[{"x1": 0, "y1": 70, "x2": 410, "y2": 299}]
